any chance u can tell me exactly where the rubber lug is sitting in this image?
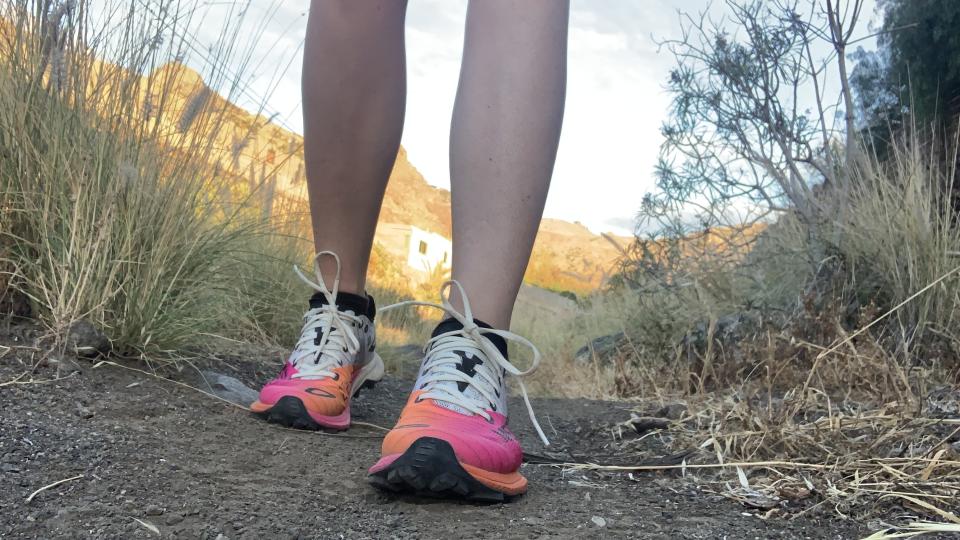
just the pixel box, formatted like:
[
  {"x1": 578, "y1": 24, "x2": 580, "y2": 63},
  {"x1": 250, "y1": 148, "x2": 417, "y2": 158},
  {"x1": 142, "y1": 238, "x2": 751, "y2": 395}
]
[{"x1": 368, "y1": 437, "x2": 509, "y2": 502}]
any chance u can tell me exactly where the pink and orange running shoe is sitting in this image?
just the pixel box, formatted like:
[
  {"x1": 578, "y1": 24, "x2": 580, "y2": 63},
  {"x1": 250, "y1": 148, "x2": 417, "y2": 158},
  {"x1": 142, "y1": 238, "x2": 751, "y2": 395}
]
[
  {"x1": 368, "y1": 281, "x2": 548, "y2": 501},
  {"x1": 250, "y1": 252, "x2": 383, "y2": 431}
]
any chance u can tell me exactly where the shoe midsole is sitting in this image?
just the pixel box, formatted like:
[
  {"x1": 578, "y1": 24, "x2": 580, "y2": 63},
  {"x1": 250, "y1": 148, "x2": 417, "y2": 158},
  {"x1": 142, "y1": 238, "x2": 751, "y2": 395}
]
[
  {"x1": 251, "y1": 353, "x2": 384, "y2": 419},
  {"x1": 352, "y1": 352, "x2": 384, "y2": 395}
]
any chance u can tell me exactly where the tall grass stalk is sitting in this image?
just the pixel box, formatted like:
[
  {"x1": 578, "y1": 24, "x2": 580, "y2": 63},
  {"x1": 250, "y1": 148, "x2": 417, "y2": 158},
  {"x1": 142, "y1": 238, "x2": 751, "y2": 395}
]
[
  {"x1": 0, "y1": 0, "x2": 303, "y2": 357},
  {"x1": 535, "y1": 125, "x2": 960, "y2": 399},
  {"x1": 832, "y1": 129, "x2": 960, "y2": 343}
]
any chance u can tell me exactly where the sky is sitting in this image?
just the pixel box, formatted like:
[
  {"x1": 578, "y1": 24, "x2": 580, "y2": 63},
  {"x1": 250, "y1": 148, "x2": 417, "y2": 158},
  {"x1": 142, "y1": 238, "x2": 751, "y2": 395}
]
[{"x1": 150, "y1": 0, "x2": 881, "y2": 236}]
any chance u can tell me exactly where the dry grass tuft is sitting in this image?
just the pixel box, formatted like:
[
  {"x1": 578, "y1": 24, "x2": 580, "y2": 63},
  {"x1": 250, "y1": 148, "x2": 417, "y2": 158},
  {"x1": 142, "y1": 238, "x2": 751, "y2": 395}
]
[
  {"x1": 528, "y1": 128, "x2": 960, "y2": 528},
  {"x1": 550, "y1": 329, "x2": 960, "y2": 526},
  {"x1": 0, "y1": 2, "x2": 431, "y2": 360}
]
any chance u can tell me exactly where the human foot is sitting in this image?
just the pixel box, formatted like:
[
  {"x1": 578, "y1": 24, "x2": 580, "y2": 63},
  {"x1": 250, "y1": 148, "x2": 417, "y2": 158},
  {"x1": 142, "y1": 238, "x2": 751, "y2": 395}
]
[
  {"x1": 368, "y1": 281, "x2": 546, "y2": 501},
  {"x1": 250, "y1": 252, "x2": 383, "y2": 431}
]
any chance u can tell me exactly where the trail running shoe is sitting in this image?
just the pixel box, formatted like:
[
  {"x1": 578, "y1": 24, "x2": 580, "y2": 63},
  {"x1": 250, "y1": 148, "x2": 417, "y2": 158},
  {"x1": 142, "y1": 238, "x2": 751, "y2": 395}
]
[
  {"x1": 368, "y1": 281, "x2": 548, "y2": 501},
  {"x1": 250, "y1": 251, "x2": 384, "y2": 431}
]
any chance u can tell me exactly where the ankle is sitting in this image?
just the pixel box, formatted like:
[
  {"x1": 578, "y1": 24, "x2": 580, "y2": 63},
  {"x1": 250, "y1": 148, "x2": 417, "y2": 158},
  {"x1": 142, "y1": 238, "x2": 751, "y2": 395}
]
[
  {"x1": 431, "y1": 317, "x2": 508, "y2": 358},
  {"x1": 310, "y1": 291, "x2": 377, "y2": 320}
]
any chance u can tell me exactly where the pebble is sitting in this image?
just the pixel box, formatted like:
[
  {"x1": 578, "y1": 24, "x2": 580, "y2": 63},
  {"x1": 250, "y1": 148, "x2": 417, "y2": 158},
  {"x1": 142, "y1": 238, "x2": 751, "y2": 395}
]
[
  {"x1": 144, "y1": 504, "x2": 164, "y2": 516},
  {"x1": 656, "y1": 403, "x2": 688, "y2": 420},
  {"x1": 67, "y1": 319, "x2": 111, "y2": 357},
  {"x1": 165, "y1": 514, "x2": 184, "y2": 526},
  {"x1": 75, "y1": 404, "x2": 94, "y2": 419},
  {"x1": 591, "y1": 516, "x2": 607, "y2": 527}
]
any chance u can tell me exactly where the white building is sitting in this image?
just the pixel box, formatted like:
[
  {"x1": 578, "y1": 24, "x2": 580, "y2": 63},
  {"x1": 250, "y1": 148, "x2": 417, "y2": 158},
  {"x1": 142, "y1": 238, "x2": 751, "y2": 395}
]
[{"x1": 376, "y1": 223, "x2": 452, "y2": 279}]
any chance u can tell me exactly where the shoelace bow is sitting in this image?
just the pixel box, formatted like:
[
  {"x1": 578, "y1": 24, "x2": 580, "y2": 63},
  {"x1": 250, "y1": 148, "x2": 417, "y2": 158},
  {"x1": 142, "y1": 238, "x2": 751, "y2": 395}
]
[
  {"x1": 290, "y1": 251, "x2": 362, "y2": 380},
  {"x1": 380, "y1": 280, "x2": 550, "y2": 446}
]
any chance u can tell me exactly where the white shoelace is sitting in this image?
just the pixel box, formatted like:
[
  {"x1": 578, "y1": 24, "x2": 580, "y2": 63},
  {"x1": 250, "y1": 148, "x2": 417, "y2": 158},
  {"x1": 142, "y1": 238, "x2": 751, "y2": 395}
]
[
  {"x1": 289, "y1": 251, "x2": 362, "y2": 380},
  {"x1": 380, "y1": 280, "x2": 550, "y2": 446}
]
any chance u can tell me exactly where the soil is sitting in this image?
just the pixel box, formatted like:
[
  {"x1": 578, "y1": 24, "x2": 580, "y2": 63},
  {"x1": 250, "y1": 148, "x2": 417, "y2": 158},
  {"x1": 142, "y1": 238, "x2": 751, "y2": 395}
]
[{"x1": 0, "y1": 326, "x2": 868, "y2": 539}]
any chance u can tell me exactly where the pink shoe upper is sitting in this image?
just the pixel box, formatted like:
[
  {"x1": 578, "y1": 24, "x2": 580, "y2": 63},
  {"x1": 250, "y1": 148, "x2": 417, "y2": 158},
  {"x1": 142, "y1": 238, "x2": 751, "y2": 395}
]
[
  {"x1": 375, "y1": 391, "x2": 523, "y2": 474},
  {"x1": 250, "y1": 361, "x2": 355, "y2": 420}
]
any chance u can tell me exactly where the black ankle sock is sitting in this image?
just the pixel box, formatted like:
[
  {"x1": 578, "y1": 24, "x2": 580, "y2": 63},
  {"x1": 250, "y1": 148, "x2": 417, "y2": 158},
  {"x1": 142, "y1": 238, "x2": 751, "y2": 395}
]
[
  {"x1": 309, "y1": 291, "x2": 376, "y2": 320},
  {"x1": 431, "y1": 317, "x2": 509, "y2": 359}
]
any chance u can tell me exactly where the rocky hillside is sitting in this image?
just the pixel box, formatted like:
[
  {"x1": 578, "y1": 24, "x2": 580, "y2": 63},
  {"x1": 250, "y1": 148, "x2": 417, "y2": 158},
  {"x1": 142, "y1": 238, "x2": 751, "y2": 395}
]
[
  {"x1": 112, "y1": 61, "x2": 630, "y2": 294},
  {"x1": 381, "y1": 148, "x2": 452, "y2": 237},
  {"x1": 528, "y1": 220, "x2": 631, "y2": 294}
]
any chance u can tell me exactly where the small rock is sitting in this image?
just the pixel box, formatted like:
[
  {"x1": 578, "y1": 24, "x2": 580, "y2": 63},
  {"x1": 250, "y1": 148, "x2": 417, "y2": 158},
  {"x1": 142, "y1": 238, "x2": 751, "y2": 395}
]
[
  {"x1": 165, "y1": 513, "x2": 184, "y2": 526},
  {"x1": 591, "y1": 516, "x2": 607, "y2": 527},
  {"x1": 67, "y1": 320, "x2": 111, "y2": 358},
  {"x1": 216, "y1": 534, "x2": 229, "y2": 540},
  {"x1": 75, "y1": 404, "x2": 95, "y2": 419},
  {"x1": 574, "y1": 332, "x2": 625, "y2": 366},
  {"x1": 1, "y1": 463, "x2": 20, "y2": 474},
  {"x1": 656, "y1": 403, "x2": 688, "y2": 420},
  {"x1": 144, "y1": 504, "x2": 164, "y2": 516},
  {"x1": 682, "y1": 311, "x2": 761, "y2": 352},
  {"x1": 199, "y1": 371, "x2": 259, "y2": 407},
  {"x1": 629, "y1": 415, "x2": 671, "y2": 434}
]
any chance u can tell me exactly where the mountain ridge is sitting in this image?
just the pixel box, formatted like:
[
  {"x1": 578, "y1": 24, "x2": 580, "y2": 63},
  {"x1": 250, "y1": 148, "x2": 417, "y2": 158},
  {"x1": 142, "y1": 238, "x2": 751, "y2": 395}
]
[{"x1": 143, "y1": 61, "x2": 632, "y2": 294}]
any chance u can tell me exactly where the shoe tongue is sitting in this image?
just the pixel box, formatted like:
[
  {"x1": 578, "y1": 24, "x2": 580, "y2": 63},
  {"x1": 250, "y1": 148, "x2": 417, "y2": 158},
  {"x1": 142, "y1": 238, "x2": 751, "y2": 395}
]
[
  {"x1": 431, "y1": 317, "x2": 509, "y2": 359},
  {"x1": 418, "y1": 318, "x2": 509, "y2": 418}
]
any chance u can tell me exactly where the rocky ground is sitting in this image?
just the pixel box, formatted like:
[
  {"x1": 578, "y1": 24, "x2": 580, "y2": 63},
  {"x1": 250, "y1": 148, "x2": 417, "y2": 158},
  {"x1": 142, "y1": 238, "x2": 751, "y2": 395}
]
[{"x1": 0, "y1": 325, "x2": 869, "y2": 539}]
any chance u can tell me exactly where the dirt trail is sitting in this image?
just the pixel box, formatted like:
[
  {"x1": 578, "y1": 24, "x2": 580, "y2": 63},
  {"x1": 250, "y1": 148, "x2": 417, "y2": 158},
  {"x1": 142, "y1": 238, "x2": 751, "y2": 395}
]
[{"x1": 1, "y1": 331, "x2": 865, "y2": 539}]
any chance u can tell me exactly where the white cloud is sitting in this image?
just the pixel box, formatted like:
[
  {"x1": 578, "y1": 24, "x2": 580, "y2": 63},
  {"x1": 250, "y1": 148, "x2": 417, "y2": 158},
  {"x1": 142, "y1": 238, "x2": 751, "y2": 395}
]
[{"x1": 401, "y1": 0, "x2": 681, "y2": 235}]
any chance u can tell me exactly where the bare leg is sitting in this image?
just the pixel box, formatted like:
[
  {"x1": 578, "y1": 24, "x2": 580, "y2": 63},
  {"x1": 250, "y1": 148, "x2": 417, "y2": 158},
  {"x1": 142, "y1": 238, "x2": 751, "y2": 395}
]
[
  {"x1": 449, "y1": 0, "x2": 569, "y2": 329},
  {"x1": 302, "y1": 0, "x2": 407, "y2": 293}
]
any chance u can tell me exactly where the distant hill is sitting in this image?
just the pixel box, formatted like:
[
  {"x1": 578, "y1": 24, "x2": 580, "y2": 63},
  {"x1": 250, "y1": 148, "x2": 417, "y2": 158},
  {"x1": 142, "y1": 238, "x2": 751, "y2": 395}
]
[
  {"x1": 114, "y1": 61, "x2": 631, "y2": 295},
  {"x1": 381, "y1": 147, "x2": 452, "y2": 237},
  {"x1": 528, "y1": 220, "x2": 632, "y2": 294}
]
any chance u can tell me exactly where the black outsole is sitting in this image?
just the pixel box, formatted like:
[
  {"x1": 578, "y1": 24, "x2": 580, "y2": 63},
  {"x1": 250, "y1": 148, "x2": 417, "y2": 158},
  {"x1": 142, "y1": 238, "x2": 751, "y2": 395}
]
[
  {"x1": 253, "y1": 379, "x2": 378, "y2": 432},
  {"x1": 368, "y1": 437, "x2": 511, "y2": 503},
  {"x1": 255, "y1": 396, "x2": 329, "y2": 431}
]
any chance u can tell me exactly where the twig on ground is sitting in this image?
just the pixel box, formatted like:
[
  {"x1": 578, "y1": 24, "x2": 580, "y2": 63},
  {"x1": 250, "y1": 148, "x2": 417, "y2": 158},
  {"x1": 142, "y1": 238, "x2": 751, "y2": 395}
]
[
  {"x1": 862, "y1": 522, "x2": 960, "y2": 539},
  {"x1": 93, "y1": 360, "x2": 248, "y2": 411},
  {"x1": 25, "y1": 474, "x2": 84, "y2": 503},
  {"x1": 351, "y1": 421, "x2": 390, "y2": 432},
  {"x1": 273, "y1": 437, "x2": 289, "y2": 455},
  {"x1": 96, "y1": 360, "x2": 391, "y2": 439},
  {"x1": 3, "y1": 371, "x2": 78, "y2": 386},
  {"x1": 556, "y1": 459, "x2": 830, "y2": 472},
  {"x1": 131, "y1": 517, "x2": 160, "y2": 537},
  {"x1": 0, "y1": 372, "x2": 27, "y2": 387},
  {"x1": 878, "y1": 494, "x2": 960, "y2": 525},
  {"x1": 924, "y1": 426, "x2": 960, "y2": 459}
]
